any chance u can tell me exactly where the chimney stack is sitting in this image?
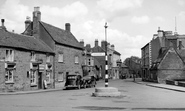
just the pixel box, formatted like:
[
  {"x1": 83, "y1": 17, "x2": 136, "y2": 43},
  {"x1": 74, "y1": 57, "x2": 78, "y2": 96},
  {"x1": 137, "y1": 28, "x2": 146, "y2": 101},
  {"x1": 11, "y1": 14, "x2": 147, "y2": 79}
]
[
  {"x1": 157, "y1": 27, "x2": 164, "y2": 37},
  {"x1": 111, "y1": 44, "x2": 115, "y2": 50},
  {"x1": 0, "y1": 19, "x2": 6, "y2": 30},
  {"x1": 80, "y1": 39, "x2": 84, "y2": 47},
  {"x1": 65, "y1": 23, "x2": 71, "y2": 32},
  {"x1": 101, "y1": 40, "x2": 106, "y2": 50},
  {"x1": 25, "y1": 16, "x2": 31, "y2": 29},
  {"x1": 95, "y1": 39, "x2": 98, "y2": 47},
  {"x1": 33, "y1": 7, "x2": 41, "y2": 39}
]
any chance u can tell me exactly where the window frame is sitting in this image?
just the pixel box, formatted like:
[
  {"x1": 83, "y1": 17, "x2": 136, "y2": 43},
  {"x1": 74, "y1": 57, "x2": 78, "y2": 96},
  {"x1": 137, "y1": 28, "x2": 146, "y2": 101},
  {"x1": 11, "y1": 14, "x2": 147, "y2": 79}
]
[
  {"x1": 30, "y1": 70, "x2": 37, "y2": 86},
  {"x1": 58, "y1": 53, "x2": 64, "y2": 63},
  {"x1": 75, "y1": 56, "x2": 79, "y2": 64},
  {"x1": 5, "y1": 49, "x2": 14, "y2": 62},
  {"x1": 31, "y1": 52, "x2": 36, "y2": 62},
  {"x1": 5, "y1": 69, "x2": 14, "y2": 83}
]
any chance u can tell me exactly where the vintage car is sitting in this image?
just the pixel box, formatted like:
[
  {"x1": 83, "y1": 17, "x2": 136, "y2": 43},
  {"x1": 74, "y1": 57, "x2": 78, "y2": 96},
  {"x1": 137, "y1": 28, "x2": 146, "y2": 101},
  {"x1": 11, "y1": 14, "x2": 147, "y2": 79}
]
[{"x1": 64, "y1": 75, "x2": 83, "y2": 89}]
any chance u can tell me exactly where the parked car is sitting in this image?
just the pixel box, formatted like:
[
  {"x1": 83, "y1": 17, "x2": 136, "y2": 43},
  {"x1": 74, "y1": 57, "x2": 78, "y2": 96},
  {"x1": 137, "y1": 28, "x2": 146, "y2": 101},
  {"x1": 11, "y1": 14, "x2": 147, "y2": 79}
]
[{"x1": 64, "y1": 74, "x2": 83, "y2": 89}]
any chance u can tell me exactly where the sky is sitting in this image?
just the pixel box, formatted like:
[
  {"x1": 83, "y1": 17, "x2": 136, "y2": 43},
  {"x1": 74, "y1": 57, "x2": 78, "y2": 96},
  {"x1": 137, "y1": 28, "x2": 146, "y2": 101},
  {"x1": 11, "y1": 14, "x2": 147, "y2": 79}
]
[{"x1": 0, "y1": 0, "x2": 185, "y2": 61}]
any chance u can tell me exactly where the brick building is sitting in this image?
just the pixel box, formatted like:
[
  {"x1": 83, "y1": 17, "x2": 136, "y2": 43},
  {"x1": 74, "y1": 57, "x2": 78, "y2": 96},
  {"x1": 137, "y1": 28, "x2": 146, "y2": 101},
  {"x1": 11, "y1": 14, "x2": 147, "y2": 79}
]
[
  {"x1": 91, "y1": 39, "x2": 121, "y2": 79},
  {"x1": 141, "y1": 27, "x2": 185, "y2": 83},
  {"x1": 23, "y1": 7, "x2": 83, "y2": 88},
  {"x1": 0, "y1": 19, "x2": 54, "y2": 92}
]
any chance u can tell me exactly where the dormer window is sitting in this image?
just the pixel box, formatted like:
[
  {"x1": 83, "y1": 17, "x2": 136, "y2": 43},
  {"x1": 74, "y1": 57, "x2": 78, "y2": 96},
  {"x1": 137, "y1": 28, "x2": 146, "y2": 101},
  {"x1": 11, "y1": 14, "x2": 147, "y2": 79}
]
[
  {"x1": 31, "y1": 52, "x2": 36, "y2": 62},
  {"x1": 5, "y1": 49, "x2": 14, "y2": 62}
]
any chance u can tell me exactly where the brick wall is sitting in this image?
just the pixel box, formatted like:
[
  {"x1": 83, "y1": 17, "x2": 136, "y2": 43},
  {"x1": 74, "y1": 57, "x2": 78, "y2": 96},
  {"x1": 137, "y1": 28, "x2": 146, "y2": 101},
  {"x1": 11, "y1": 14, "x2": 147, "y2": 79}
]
[
  {"x1": 55, "y1": 44, "x2": 83, "y2": 88},
  {"x1": 0, "y1": 48, "x2": 54, "y2": 92}
]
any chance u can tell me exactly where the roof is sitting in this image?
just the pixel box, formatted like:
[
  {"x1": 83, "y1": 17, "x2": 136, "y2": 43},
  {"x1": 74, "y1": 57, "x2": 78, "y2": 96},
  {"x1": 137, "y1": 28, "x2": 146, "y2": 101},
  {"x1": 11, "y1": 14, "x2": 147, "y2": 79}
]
[
  {"x1": 121, "y1": 64, "x2": 128, "y2": 68},
  {"x1": 40, "y1": 21, "x2": 83, "y2": 50},
  {"x1": 0, "y1": 29, "x2": 54, "y2": 53},
  {"x1": 91, "y1": 46, "x2": 105, "y2": 53}
]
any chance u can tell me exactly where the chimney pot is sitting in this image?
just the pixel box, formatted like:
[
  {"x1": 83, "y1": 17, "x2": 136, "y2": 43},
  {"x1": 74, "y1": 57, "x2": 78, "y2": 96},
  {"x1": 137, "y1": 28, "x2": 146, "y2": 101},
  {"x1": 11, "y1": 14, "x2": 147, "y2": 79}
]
[
  {"x1": 95, "y1": 39, "x2": 98, "y2": 47},
  {"x1": 0, "y1": 19, "x2": 6, "y2": 30}
]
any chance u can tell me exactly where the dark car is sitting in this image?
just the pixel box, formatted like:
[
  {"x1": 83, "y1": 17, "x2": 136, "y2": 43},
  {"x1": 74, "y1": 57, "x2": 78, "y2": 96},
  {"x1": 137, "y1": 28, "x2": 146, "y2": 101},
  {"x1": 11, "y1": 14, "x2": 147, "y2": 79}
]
[{"x1": 64, "y1": 75, "x2": 83, "y2": 89}]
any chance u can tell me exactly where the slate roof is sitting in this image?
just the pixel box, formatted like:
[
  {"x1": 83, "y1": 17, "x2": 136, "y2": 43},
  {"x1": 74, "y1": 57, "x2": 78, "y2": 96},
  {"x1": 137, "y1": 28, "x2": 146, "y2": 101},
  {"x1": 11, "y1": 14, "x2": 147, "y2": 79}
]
[
  {"x1": 0, "y1": 29, "x2": 54, "y2": 53},
  {"x1": 91, "y1": 46, "x2": 105, "y2": 53},
  {"x1": 40, "y1": 21, "x2": 83, "y2": 49}
]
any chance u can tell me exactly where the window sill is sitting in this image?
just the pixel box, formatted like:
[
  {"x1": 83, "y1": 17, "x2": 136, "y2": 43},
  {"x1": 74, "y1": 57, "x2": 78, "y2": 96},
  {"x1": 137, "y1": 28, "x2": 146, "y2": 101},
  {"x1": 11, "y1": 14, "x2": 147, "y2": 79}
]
[
  {"x1": 30, "y1": 84, "x2": 37, "y2": 87},
  {"x1": 58, "y1": 80, "x2": 64, "y2": 82},
  {"x1": 5, "y1": 81, "x2": 14, "y2": 84}
]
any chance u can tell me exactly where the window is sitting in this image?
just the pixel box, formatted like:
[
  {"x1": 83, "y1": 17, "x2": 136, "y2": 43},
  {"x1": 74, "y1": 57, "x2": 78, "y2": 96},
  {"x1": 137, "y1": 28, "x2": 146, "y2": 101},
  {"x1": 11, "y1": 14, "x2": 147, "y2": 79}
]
[
  {"x1": 30, "y1": 70, "x2": 37, "y2": 85},
  {"x1": 5, "y1": 50, "x2": 14, "y2": 62},
  {"x1": 88, "y1": 59, "x2": 91, "y2": 66},
  {"x1": 46, "y1": 55, "x2": 50, "y2": 63},
  {"x1": 58, "y1": 53, "x2": 64, "y2": 63},
  {"x1": 75, "y1": 56, "x2": 79, "y2": 64},
  {"x1": 46, "y1": 71, "x2": 51, "y2": 83},
  {"x1": 58, "y1": 72, "x2": 64, "y2": 81},
  {"x1": 31, "y1": 52, "x2": 36, "y2": 62},
  {"x1": 5, "y1": 70, "x2": 13, "y2": 83}
]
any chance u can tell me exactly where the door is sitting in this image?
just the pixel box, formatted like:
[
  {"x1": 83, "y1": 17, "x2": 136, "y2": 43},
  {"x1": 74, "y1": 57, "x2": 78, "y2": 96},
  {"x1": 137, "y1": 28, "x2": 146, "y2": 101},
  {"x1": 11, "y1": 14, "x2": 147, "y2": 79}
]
[{"x1": 38, "y1": 72, "x2": 42, "y2": 89}]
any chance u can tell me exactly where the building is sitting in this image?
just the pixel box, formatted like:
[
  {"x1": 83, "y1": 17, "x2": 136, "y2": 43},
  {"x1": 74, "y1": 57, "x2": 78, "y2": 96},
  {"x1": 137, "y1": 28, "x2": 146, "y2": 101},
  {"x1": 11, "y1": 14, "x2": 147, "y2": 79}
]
[
  {"x1": 0, "y1": 19, "x2": 55, "y2": 92},
  {"x1": 91, "y1": 39, "x2": 121, "y2": 79},
  {"x1": 23, "y1": 7, "x2": 83, "y2": 88},
  {"x1": 80, "y1": 40, "x2": 101, "y2": 79},
  {"x1": 141, "y1": 27, "x2": 185, "y2": 83}
]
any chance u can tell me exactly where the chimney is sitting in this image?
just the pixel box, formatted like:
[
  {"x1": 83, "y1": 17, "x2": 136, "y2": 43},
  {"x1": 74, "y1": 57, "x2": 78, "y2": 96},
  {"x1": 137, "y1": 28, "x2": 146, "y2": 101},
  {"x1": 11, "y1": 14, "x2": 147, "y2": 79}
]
[
  {"x1": 101, "y1": 40, "x2": 106, "y2": 50},
  {"x1": 65, "y1": 23, "x2": 70, "y2": 32},
  {"x1": 179, "y1": 41, "x2": 182, "y2": 50},
  {"x1": 33, "y1": 7, "x2": 41, "y2": 39},
  {"x1": 25, "y1": 16, "x2": 31, "y2": 30},
  {"x1": 0, "y1": 19, "x2": 6, "y2": 30},
  {"x1": 95, "y1": 39, "x2": 98, "y2": 47},
  {"x1": 157, "y1": 27, "x2": 164, "y2": 37},
  {"x1": 80, "y1": 39, "x2": 84, "y2": 47},
  {"x1": 111, "y1": 44, "x2": 115, "y2": 50}
]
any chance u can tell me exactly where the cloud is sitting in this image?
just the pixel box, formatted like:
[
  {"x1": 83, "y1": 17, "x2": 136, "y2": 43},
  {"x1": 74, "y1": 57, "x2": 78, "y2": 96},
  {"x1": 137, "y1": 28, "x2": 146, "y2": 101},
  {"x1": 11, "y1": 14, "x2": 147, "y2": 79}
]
[
  {"x1": 178, "y1": 0, "x2": 185, "y2": 6},
  {"x1": 131, "y1": 16, "x2": 150, "y2": 24},
  {"x1": 155, "y1": 16, "x2": 165, "y2": 22},
  {"x1": 97, "y1": 0, "x2": 143, "y2": 12},
  {"x1": 96, "y1": 0, "x2": 143, "y2": 22},
  {"x1": 0, "y1": 0, "x2": 30, "y2": 32},
  {"x1": 178, "y1": 11, "x2": 185, "y2": 20},
  {"x1": 73, "y1": 19, "x2": 150, "y2": 60},
  {"x1": 41, "y1": 1, "x2": 88, "y2": 19}
]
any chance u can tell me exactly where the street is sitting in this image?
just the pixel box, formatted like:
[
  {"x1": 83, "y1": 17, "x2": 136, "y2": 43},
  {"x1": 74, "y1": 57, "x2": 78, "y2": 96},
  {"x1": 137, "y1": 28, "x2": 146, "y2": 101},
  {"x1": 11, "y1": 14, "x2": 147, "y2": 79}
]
[{"x1": 1, "y1": 79, "x2": 185, "y2": 111}]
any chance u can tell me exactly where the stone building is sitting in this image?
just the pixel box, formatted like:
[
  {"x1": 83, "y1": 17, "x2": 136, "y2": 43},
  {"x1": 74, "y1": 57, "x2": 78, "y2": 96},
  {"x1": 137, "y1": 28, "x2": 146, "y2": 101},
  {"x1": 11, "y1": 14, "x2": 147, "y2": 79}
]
[
  {"x1": 141, "y1": 27, "x2": 185, "y2": 83},
  {"x1": 23, "y1": 7, "x2": 83, "y2": 88},
  {"x1": 91, "y1": 39, "x2": 121, "y2": 79},
  {"x1": 0, "y1": 19, "x2": 54, "y2": 92}
]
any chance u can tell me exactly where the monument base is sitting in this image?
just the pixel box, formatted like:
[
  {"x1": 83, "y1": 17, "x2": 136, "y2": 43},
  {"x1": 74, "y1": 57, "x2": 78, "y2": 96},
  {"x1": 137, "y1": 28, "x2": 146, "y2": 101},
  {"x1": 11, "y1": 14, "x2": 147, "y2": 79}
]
[{"x1": 92, "y1": 87, "x2": 122, "y2": 97}]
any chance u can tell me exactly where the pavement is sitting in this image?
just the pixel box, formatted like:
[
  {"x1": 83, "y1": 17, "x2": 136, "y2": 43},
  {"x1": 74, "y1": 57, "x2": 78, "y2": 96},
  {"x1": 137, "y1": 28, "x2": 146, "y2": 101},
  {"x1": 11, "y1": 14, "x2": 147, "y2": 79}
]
[{"x1": 1, "y1": 78, "x2": 185, "y2": 95}]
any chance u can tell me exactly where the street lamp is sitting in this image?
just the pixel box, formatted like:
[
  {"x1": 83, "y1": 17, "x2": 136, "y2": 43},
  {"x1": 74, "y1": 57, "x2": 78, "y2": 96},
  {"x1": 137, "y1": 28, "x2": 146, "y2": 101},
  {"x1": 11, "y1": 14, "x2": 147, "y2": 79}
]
[{"x1": 104, "y1": 22, "x2": 108, "y2": 87}]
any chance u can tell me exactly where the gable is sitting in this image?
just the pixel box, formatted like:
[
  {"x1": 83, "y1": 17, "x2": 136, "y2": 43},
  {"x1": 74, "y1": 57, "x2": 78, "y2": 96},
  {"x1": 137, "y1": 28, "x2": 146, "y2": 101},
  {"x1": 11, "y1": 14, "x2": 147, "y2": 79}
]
[{"x1": 158, "y1": 47, "x2": 184, "y2": 69}]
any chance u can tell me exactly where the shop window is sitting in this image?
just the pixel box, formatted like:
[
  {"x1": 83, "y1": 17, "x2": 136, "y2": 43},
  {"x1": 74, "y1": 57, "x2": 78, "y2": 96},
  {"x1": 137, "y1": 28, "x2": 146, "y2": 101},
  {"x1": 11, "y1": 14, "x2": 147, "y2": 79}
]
[
  {"x1": 5, "y1": 50, "x2": 14, "y2": 62},
  {"x1": 46, "y1": 71, "x2": 51, "y2": 83},
  {"x1": 30, "y1": 70, "x2": 37, "y2": 85},
  {"x1": 5, "y1": 70, "x2": 13, "y2": 83}
]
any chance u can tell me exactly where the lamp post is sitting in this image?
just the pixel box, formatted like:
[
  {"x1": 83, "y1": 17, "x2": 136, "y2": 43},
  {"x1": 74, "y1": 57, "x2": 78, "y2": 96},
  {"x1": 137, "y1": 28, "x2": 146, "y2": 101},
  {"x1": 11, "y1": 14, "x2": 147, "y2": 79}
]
[{"x1": 104, "y1": 22, "x2": 108, "y2": 87}]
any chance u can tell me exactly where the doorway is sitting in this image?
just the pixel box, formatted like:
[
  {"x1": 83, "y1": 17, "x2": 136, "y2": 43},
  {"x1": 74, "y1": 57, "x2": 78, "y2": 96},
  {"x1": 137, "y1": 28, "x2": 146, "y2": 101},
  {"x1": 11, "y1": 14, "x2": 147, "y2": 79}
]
[{"x1": 38, "y1": 72, "x2": 42, "y2": 89}]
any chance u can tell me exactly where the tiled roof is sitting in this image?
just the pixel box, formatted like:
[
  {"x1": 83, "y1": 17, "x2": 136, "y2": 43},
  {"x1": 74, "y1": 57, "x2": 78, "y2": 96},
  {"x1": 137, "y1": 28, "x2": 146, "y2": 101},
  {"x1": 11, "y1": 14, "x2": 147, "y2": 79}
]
[
  {"x1": 40, "y1": 21, "x2": 83, "y2": 49},
  {"x1": 0, "y1": 29, "x2": 54, "y2": 53},
  {"x1": 91, "y1": 46, "x2": 105, "y2": 53}
]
